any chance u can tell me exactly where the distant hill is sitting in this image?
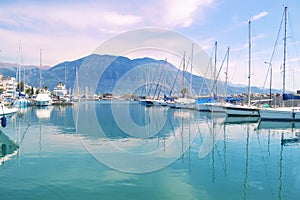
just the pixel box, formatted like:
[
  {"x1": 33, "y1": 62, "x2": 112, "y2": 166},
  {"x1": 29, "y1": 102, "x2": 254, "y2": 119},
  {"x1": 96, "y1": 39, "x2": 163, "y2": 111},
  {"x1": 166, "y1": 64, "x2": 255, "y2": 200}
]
[{"x1": 0, "y1": 54, "x2": 282, "y2": 96}]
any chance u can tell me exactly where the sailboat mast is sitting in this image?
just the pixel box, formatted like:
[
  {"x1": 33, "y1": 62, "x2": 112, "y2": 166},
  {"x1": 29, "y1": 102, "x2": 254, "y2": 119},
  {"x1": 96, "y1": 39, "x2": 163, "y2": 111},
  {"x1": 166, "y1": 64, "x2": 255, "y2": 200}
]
[
  {"x1": 214, "y1": 41, "x2": 217, "y2": 97},
  {"x1": 190, "y1": 43, "x2": 194, "y2": 97},
  {"x1": 282, "y1": 6, "x2": 287, "y2": 95},
  {"x1": 18, "y1": 41, "x2": 21, "y2": 94},
  {"x1": 39, "y1": 49, "x2": 42, "y2": 89},
  {"x1": 225, "y1": 47, "x2": 230, "y2": 97},
  {"x1": 247, "y1": 20, "x2": 251, "y2": 106},
  {"x1": 182, "y1": 52, "x2": 186, "y2": 97}
]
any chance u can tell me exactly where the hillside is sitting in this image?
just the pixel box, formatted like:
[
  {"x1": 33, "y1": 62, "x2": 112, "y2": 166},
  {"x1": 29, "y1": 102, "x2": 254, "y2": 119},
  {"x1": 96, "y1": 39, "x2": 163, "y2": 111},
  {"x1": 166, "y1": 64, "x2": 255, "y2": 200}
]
[{"x1": 0, "y1": 54, "x2": 280, "y2": 96}]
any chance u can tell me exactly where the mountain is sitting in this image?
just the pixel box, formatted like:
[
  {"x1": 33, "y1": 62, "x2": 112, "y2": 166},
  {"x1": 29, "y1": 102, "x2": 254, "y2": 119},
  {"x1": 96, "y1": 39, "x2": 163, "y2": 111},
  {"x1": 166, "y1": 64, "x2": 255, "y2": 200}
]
[{"x1": 0, "y1": 54, "x2": 282, "y2": 96}]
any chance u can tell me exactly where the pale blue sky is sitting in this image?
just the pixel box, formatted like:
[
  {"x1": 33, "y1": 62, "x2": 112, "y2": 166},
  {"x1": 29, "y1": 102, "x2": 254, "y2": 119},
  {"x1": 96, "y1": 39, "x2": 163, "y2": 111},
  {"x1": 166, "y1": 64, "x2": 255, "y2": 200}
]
[{"x1": 0, "y1": 0, "x2": 299, "y2": 91}]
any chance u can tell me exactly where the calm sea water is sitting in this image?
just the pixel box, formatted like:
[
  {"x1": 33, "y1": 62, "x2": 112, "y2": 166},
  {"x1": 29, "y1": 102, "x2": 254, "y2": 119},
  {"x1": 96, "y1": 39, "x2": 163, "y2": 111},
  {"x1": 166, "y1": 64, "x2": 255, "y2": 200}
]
[{"x1": 1, "y1": 101, "x2": 300, "y2": 200}]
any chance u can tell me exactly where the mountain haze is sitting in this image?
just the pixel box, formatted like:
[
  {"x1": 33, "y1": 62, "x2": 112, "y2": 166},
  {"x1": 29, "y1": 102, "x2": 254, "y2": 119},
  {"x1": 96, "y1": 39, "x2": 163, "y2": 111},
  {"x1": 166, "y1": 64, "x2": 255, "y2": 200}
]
[{"x1": 0, "y1": 54, "x2": 280, "y2": 96}]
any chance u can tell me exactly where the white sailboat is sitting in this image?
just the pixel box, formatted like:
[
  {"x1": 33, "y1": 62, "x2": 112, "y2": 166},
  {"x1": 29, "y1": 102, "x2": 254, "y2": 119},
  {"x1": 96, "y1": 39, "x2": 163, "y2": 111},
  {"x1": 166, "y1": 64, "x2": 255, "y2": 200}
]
[
  {"x1": 0, "y1": 103, "x2": 18, "y2": 118},
  {"x1": 13, "y1": 42, "x2": 31, "y2": 108},
  {"x1": 224, "y1": 20, "x2": 259, "y2": 117},
  {"x1": 259, "y1": 7, "x2": 300, "y2": 121},
  {"x1": 34, "y1": 49, "x2": 52, "y2": 106},
  {"x1": 174, "y1": 52, "x2": 195, "y2": 109},
  {"x1": 205, "y1": 44, "x2": 231, "y2": 113}
]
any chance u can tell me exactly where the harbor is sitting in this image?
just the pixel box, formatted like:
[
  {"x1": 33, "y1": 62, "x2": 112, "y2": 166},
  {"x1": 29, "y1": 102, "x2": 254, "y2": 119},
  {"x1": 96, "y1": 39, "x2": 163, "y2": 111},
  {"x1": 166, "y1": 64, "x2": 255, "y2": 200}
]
[
  {"x1": 1, "y1": 1, "x2": 300, "y2": 200},
  {"x1": 1, "y1": 101, "x2": 300, "y2": 199}
]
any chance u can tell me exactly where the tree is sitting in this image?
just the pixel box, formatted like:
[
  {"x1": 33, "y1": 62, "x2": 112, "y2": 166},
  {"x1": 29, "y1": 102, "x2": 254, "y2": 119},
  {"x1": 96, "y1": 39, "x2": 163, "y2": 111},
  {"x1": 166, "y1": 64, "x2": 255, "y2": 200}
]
[
  {"x1": 25, "y1": 88, "x2": 31, "y2": 95},
  {"x1": 17, "y1": 81, "x2": 24, "y2": 92}
]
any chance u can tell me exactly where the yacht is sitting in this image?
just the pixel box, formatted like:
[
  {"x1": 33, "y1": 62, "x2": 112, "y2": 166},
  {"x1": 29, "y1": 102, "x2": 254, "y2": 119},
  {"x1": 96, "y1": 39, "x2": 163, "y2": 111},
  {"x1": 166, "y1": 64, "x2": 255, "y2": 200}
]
[
  {"x1": 34, "y1": 90, "x2": 53, "y2": 106},
  {"x1": 53, "y1": 82, "x2": 68, "y2": 98}
]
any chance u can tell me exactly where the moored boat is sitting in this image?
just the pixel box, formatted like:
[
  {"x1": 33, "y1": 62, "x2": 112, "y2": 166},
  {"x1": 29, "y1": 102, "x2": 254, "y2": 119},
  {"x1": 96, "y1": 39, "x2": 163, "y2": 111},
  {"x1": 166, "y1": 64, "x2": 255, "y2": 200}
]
[
  {"x1": 259, "y1": 7, "x2": 298, "y2": 121},
  {"x1": 34, "y1": 90, "x2": 53, "y2": 106},
  {"x1": 0, "y1": 103, "x2": 18, "y2": 118}
]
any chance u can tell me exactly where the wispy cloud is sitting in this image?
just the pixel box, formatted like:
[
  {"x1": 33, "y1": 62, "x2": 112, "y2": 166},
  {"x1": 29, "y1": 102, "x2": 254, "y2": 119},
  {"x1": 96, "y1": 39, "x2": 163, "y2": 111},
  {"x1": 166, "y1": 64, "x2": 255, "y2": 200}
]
[
  {"x1": 224, "y1": 11, "x2": 269, "y2": 33},
  {"x1": 250, "y1": 11, "x2": 268, "y2": 21},
  {"x1": 161, "y1": 0, "x2": 214, "y2": 28}
]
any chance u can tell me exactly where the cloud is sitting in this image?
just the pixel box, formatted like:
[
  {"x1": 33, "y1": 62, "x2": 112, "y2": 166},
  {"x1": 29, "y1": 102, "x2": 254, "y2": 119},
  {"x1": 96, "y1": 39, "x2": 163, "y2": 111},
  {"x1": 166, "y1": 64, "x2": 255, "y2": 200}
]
[
  {"x1": 0, "y1": 0, "x2": 216, "y2": 66},
  {"x1": 250, "y1": 11, "x2": 268, "y2": 21},
  {"x1": 162, "y1": 0, "x2": 214, "y2": 27}
]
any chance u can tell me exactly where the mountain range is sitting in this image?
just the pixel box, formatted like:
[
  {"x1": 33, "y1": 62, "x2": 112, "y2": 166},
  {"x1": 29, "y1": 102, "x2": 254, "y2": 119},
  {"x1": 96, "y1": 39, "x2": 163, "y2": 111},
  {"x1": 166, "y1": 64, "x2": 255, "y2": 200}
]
[{"x1": 0, "y1": 54, "x2": 281, "y2": 96}]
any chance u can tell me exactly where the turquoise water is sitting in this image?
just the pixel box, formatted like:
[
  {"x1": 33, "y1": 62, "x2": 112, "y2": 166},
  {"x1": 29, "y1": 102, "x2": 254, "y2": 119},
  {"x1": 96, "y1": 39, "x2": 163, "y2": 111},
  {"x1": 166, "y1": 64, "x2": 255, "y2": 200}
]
[{"x1": 1, "y1": 101, "x2": 300, "y2": 200}]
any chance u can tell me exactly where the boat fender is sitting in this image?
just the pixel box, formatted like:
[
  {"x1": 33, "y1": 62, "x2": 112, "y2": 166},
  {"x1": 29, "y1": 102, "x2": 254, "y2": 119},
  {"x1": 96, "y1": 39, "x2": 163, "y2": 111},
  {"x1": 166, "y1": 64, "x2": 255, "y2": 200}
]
[{"x1": 1, "y1": 116, "x2": 7, "y2": 128}]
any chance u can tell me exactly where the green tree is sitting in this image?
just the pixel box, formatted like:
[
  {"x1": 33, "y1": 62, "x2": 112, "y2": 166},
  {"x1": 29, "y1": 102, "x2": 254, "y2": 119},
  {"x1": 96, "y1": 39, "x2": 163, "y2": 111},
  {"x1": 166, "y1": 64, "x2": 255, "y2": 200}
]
[
  {"x1": 25, "y1": 88, "x2": 31, "y2": 95},
  {"x1": 17, "y1": 81, "x2": 24, "y2": 92}
]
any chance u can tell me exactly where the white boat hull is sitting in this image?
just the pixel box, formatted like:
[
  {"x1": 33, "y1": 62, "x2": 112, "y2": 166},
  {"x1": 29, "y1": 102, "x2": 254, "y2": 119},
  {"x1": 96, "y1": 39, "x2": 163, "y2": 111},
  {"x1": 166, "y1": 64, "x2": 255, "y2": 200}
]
[
  {"x1": 259, "y1": 107, "x2": 300, "y2": 121},
  {"x1": 196, "y1": 104, "x2": 210, "y2": 112},
  {"x1": 35, "y1": 100, "x2": 52, "y2": 106},
  {"x1": 205, "y1": 102, "x2": 226, "y2": 113},
  {"x1": 152, "y1": 100, "x2": 167, "y2": 106},
  {"x1": 224, "y1": 104, "x2": 259, "y2": 117},
  {"x1": 0, "y1": 106, "x2": 18, "y2": 118},
  {"x1": 174, "y1": 98, "x2": 195, "y2": 109}
]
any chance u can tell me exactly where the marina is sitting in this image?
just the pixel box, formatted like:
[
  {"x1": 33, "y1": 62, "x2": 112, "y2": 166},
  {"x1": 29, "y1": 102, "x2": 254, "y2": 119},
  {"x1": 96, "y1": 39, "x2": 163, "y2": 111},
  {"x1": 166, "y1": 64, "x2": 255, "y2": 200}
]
[
  {"x1": 0, "y1": 101, "x2": 300, "y2": 199},
  {"x1": 1, "y1": 1, "x2": 300, "y2": 199}
]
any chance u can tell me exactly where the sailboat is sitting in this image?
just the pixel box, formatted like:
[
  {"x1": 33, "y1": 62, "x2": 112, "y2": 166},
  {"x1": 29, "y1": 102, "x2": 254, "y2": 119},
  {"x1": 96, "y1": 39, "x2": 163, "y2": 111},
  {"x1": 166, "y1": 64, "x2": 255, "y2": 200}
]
[
  {"x1": 13, "y1": 42, "x2": 31, "y2": 108},
  {"x1": 72, "y1": 66, "x2": 81, "y2": 102},
  {"x1": 223, "y1": 20, "x2": 259, "y2": 117},
  {"x1": 259, "y1": 7, "x2": 300, "y2": 121},
  {"x1": 204, "y1": 43, "x2": 231, "y2": 113},
  {"x1": 173, "y1": 52, "x2": 195, "y2": 109},
  {"x1": 34, "y1": 49, "x2": 53, "y2": 106}
]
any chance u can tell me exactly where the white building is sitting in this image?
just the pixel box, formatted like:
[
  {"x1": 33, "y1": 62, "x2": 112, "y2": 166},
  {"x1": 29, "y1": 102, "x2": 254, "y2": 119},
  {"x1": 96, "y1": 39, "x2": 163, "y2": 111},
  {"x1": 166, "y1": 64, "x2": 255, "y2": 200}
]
[{"x1": 0, "y1": 75, "x2": 17, "y2": 99}]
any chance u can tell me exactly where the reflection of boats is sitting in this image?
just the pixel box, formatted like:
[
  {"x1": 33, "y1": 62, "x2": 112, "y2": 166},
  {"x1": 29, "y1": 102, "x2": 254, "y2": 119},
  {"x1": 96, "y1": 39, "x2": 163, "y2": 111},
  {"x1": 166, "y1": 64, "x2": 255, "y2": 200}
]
[
  {"x1": 281, "y1": 134, "x2": 300, "y2": 146},
  {"x1": 35, "y1": 107, "x2": 53, "y2": 119},
  {"x1": 0, "y1": 130, "x2": 19, "y2": 165},
  {"x1": 224, "y1": 116, "x2": 259, "y2": 124},
  {"x1": 74, "y1": 101, "x2": 200, "y2": 173},
  {"x1": 34, "y1": 90, "x2": 53, "y2": 106},
  {"x1": 257, "y1": 120, "x2": 300, "y2": 130}
]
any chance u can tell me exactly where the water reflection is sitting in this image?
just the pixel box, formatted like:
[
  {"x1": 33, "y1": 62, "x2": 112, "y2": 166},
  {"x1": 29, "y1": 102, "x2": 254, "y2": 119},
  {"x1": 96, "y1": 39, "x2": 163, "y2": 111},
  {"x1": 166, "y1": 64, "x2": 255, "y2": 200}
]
[
  {"x1": 73, "y1": 101, "x2": 204, "y2": 173},
  {"x1": 224, "y1": 116, "x2": 259, "y2": 124},
  {"x1": 35, "y1": 106, "x2": 53, "y2": 120},
  {"x1": 258, "y1": 120, "x2": 300, "y2": 130},
  {"x1": 0, "y1": 130, "x2": 19, "y2": 165},
  {"x1": 3, "y1": 102, "x2": 300, "y2": 199}
]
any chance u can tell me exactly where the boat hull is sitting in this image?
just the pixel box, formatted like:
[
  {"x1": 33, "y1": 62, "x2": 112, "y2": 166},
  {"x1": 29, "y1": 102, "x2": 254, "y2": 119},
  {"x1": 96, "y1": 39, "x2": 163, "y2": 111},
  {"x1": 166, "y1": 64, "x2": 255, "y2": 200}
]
[
  {"x1": 224, "y1": 105, "x2": 259, "y2": 117},
  {"x1": 140, "y1": 100, "x2": 153, "y2": 106},
  {"x1": 0, "y1": 106, "x2": 18, "y2": 118},
  {"x1": 205, "y1": 102, "x2": 226, "y2": 113},
  {"x1": 35, "y1": 100, "x2": 52, "y2": 106},
  {"x1": 259, "y1": 107, "x2": 300, "y2": 121}
]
